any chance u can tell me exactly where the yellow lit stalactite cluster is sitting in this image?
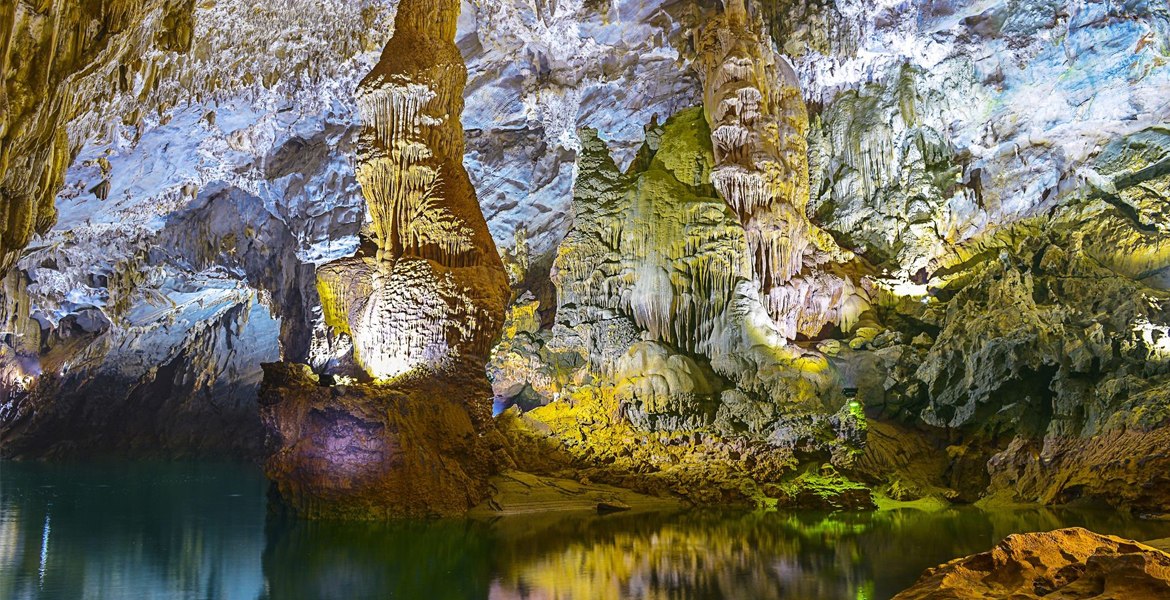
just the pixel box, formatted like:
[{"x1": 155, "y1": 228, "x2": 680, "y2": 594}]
[
  {"x1": 693, "y1": 0, "x2": 867, "y2": 339},
  {"x1": 317, "y1": 0, "x2": 508, "y2": 380},
  {"x1": 551, "y1": 115, "x2": 750, "y2": 359}
]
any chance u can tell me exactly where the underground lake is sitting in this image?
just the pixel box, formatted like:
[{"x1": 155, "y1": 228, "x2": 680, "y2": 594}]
[{"x1": 4, "y1": 461, "x2": 1170, "y2": 600}]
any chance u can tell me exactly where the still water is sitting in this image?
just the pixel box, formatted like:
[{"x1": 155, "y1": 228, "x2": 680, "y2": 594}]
[{"x1": 3, "y1": 461, "x2": 1170, "y2": 600}]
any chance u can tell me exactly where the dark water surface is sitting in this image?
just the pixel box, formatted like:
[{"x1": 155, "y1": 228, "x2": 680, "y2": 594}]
[{"x1": 4, "y1": 461, "x2": 1170, "y2": 600}]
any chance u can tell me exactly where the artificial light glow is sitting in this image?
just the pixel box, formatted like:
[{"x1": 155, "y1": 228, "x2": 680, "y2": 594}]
[
  {"x1": 1134, "y1": 319, "x2": 1170, "y2": 360},
  {"x1": 875, "y1": 278, "x2": 929, "y2": 298}
]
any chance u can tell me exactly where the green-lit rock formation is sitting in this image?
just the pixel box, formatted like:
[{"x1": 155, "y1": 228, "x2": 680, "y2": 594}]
[{"x1": 488, "y1": 106, "x2": 871, "y2": 508}]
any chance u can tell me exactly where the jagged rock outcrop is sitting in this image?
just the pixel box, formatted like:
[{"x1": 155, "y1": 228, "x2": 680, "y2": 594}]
[
  {"x1": 692, "y1": 0, "x2": 866, "y2": 339},
  {"x1": 261, "y1": 0, "x2": 510, "y2": 518},
  {"x1": 486, "y1": 106, "x2": 870, "y2": 507},
  {"x1": 0, "y1": 0, "x2": 194, "y2": 277},
  {"x1": 842, "y1": 125, "x2": 1170, "y2": 507},
  {"x1": 521, "y1": 108, "x2": 859, "y2": 428},
  {"x1": 808, "y1": 64, "x2": 971, "y2": 276},
  {"x1": 893, "y1": 528, "x2": 1170, "y2": 600}
]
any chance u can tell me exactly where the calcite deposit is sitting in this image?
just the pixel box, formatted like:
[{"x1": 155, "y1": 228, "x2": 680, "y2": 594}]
[
  {"x1": 693, "y1": 0, "x2": 866, "y2": 339},
  {"x1": 260, "y1": 0, "x2": 510, "y2": 517},
  {"x1": 486, "y1": 106, "x2": 870, "y2": 507}
]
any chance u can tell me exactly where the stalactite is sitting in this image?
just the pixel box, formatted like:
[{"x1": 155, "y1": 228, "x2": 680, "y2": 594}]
[
  {"x1": 693, "y1": 0, "x2": 866, "y2": 339},
  {"x1": 550, "y1": 111, "x2": 755, "y2": 360}
]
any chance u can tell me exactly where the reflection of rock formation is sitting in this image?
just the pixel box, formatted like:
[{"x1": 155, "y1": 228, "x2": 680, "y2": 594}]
[
  {"x1": 692, "y1": 0, "x2": 866, "y2": 339},
  {"x1": 261, "y1": 0, "x2": 510, "y2": 518},
  {"x1": 0, "y1": 461, "x2": 266, "y2": 599},
  {"x1": 261, "y1": 515, "x2": 494, "y2": 600}
]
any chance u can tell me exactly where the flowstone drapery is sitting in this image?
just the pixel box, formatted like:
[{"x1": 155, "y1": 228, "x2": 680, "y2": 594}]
[{"x1": 693, "y1": 0, "x2": 866, "y2": 339}]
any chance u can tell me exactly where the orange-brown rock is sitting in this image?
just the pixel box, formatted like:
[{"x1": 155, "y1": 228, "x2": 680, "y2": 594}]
[{"x1": 893, "y1": 528, "x2": 1170, "y2": 600}]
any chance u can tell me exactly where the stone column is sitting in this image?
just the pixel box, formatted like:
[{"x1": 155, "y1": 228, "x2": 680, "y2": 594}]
[{"x1": 260, "y1": 0, "x2": 511, "y2": 519}]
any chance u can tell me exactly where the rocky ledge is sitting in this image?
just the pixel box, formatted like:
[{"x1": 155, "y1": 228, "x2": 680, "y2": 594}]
[{"x1": 893, "y1": 528, "x2": 1170, "y2": 600}]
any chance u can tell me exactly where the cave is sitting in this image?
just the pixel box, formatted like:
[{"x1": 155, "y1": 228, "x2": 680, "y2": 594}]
[{"x1": 3, "y1": 0, "x2": 1170, "y2": 598}]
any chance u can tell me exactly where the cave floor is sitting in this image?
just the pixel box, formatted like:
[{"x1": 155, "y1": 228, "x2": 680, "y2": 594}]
[{"x1": 4, "y1": 459, "x2": 1170, "y2": 600}]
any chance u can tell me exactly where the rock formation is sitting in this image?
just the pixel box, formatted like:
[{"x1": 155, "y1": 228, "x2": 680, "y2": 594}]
[
  {"x1": 486, "y1": 106, "x2": 870, "y2": 507},
  {"x1": 0, "y1": 0, "x2": 394, "y2": 458},
  {"x1": 260, "y1": 0, "x2": 511, "y2": 518},
  {"x1": 1, "y1": 0, "x2": 1169, "y2": 525},
  {"x1": 693, "y1": 0, "x2": 866, "y2": 339},
  {"x1": 841, "y1": 124, "x2": 1170, "y2": 509},
  {"x1": 893, "y1": 528, "x2": 1170, "y2": 600},
  {"x1": 0, "y1": 0, "x2": 194, "y2": 277}
]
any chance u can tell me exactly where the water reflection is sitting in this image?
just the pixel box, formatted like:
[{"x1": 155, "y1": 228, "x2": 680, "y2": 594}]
[
  {"x1": 0, "y1": 461, "x2": 266, "y2": 600},
  {"x1": 473, "y1": 508, "x2": 1170, "y2": 600},
  {"x1": 4, "y1": 461, "x2": 1170, "y2": 600}
]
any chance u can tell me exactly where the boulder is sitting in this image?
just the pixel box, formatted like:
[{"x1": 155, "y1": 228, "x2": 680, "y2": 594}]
[{"x1": 893, "y1": 528, "x2": 1170, "y2": 600}]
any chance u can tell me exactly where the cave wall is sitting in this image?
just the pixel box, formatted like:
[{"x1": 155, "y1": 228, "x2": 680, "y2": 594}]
[{"x1": 0, "y1": 0, "x2": 1167, "y2": 514}]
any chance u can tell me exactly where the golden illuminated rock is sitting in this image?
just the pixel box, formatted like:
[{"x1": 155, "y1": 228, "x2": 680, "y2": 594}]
[
  {"x1": 261, "y1": 0, "x2": 510, "y2": 519},
  {"x1": 314, "y1": 0, "x2": 509, "y2": 380},
  {"x1": 486, "y1": 107, "x2": 869, "y2": 502}
]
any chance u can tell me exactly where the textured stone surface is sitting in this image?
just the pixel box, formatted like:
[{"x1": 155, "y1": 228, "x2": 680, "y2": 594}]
[
  {"x1": 892, "y1": 528, "x2": 1170, "y2": 600},
  {"x1": 841, "y1": 124, "x2": 1170, "y2": 508},
  {"x1": 260, "y1": 0, "x2": 510, "y2": 518},
  {"x1": 1, "y1": 0, "x2": 1169, "y2": 521},
  {"x1": 260, "y1": 359, "x2": 501, "y2": 519},
  {"x1": 499, "y1": 108, "x2": 865, "y2": 437},
  {"x1": 694, "y1": 0, "x2": 866, "y2": 339},
  {"x1": 486, "y1": 106, "x2": 871, "y2": 508},
  {"x1": 0, "y1": 0, "x2": 395, "y2": 458}
]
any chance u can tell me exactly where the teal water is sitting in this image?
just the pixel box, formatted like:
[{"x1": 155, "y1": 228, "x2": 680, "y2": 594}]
[{"x1": 3, "y1": 461, "x2": 1170, "y2": 600}]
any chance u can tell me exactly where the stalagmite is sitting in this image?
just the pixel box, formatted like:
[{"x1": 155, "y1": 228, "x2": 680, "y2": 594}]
[
  {"x1": 312, "y1": 0, "x2": 509, "y2": 380},
  {"x1": 259, "y1": 0, "x2": 511, "y2": 519}
]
